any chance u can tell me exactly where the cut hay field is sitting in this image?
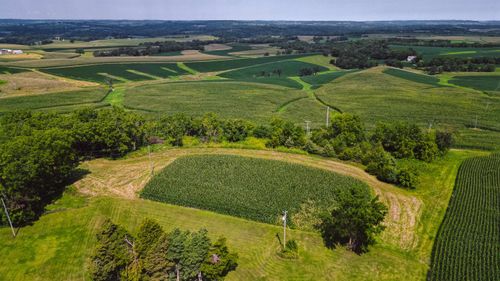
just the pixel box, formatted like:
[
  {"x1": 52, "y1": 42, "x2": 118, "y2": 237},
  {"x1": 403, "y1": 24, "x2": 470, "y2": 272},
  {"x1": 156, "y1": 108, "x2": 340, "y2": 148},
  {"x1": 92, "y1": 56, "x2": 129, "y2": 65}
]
[
  {"x1": 40, "y1": 63, "x2": 188, "y2": 83},
  {"x1": 123, "y1": 81, "x2": 314, "y2": 122},
  {"x1": 141, "y1": 154, "x2": 370, "y2": 224},
  {"x1": 219, "y1": 60, "x2": 327, "y2": 88},
  {"x1": 315, "y1": 67, "x2": 500, "y2": 150},
  {"x1": 0, "y1": 147, "x2": 484, "y2": 281},
  {"x1": 0, "y1": 87, "x2": 109, "y2": 112},
  {"x1": 0, "y1": 71, "x2": 97, "y2": 98}
]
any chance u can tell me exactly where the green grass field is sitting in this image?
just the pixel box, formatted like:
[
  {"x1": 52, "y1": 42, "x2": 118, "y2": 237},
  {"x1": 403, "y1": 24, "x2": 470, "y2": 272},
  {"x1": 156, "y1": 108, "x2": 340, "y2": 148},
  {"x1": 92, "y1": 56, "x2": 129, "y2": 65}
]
[
  {"x1": 186, "y1": 54, "x2": 310, "y2": 72},
  {"x1": 141, "y1": 154, "x2": 369, "y2": 225},
  {"x1": 315, "y1": 67, "x2": 500, "y2": 150},
  {"x1": 390, "y1": 45, "x2": 500, "y2": 60},
  {"x1": 204, "y1": 44, "x2": 254, "y2": 56},
  {"x1": 123, "y1": 81, "x2": 319, "y2": 123},
  {"x1": 301, "y1": 70, "x2": 355, "y2": 89},
  {"x1": 0, "y1": 87, "x2": 109, "y2": 112},
  {"x1": 383, "y1": 68, "x2": 442, "y2": 87},
  {"x1": 40, "y1": 63, "x2": 187, "y2": 83},
  {"x1": 219, "y1": 60, "x2": 327, "y2": 89},
  {"x1": 0, "y1": 66, "x2": 30, "y2": 74},
  {"x1": 428, "y1": 154, "x2": 500, "y2": 281},
  {"x1": 449, "y1": 75, "x2": 500, "y2": 92}
]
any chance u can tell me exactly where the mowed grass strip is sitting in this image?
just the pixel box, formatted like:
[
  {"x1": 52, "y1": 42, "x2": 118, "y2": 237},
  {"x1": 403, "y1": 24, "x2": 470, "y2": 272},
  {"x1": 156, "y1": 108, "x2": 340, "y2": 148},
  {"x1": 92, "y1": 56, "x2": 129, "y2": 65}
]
[
  {"x1": 186, "y1": 54, "x2": 312, "y2": 72},
  {"x1": 0, "y1": 87, "x2": 109, "y2": 112},
  {"x1": 428, "y1": 154, "x2": 500, "y2": 281},
  {"x1": 141, "y1": 154, "x2": 370, "y2": 225},
  {"x1": 449, "y1": 75, "x2": 500, "y2": 92},
  {"x1": 40, "y1": 63, "x2": 187, "y2": 83},
  {"x1": 219, "y1": 60, "x2": 327, "y2": 89},
  {"x1": 383, "y1": 68, "x2": 442, "y2": 87},
  {"x1": 123, "y1": 81, "x2": 307, "y2": 122}
]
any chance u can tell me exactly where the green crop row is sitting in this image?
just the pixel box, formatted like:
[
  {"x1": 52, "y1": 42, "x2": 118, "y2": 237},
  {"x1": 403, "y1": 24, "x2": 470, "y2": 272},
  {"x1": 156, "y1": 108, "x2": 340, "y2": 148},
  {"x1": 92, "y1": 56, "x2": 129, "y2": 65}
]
[
  {"x1": 383, "y1": 68, "x2": 442, "y2": 87},
  {"x1": 449, "y1": 75, "x2": 500, "y2": 92},
  {"x1": 186, "y1": 54, "x2": 312, "y2": 72},
  {"x1": 40, "y1": 63, "x2": 187, "y2": 83},
  {"x1": 141, "y1": 154, "x2": 370, "y2": 225},
  {"x1": 428, "y1": 153, "x2": 500, "y2": 281}
]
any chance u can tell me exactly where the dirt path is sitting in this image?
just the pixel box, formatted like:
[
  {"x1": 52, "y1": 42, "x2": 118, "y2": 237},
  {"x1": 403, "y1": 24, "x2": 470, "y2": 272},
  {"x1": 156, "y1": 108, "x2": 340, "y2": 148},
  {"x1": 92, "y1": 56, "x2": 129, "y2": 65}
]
[{"x1": 75, "y1": 147, "x2": 421, "y2": 250}]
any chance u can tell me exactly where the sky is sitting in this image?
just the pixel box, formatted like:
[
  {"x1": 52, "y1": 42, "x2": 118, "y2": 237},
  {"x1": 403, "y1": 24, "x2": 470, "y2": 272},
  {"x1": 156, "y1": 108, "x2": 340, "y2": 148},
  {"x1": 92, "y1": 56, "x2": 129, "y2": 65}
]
[{"x1": 1, "y1": 0, "x2": 499, "y2": 21}]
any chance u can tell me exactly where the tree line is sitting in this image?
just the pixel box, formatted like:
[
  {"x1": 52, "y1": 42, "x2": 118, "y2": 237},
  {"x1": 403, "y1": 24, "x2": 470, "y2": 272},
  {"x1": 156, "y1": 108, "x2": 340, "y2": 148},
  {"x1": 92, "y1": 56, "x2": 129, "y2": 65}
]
[
  {"x1": 388, "y1": 38, "x2": 500, "y2": 48},
  {"x1": 417, "y1": 56, "x2": 498, "y2": 74},
  {"x1": 91, "y1": 218, "x2": 238, "y2": 281},
  {"x1": 0, "y1": 109, "x2": 452, "y2": 227},
  {"x1": 93, "y1": 40, "x2": 211, "y2": 57}
]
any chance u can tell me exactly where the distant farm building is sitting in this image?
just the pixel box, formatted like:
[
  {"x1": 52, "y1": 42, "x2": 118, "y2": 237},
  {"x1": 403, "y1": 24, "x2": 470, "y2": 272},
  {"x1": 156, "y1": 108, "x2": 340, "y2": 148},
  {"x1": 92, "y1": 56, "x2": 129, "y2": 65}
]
[
  {"x1": 0, "y1": 49, "x2": 24, "y2": 55},
  {"x1": 407, "y1": 56, "x2": 417, "y2": 62}
]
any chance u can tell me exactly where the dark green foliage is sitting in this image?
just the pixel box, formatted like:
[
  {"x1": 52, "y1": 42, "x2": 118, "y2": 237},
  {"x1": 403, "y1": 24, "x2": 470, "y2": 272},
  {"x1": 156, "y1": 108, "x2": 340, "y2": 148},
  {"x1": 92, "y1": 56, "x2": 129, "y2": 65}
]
[
  {"x1": 0, "y1": 128, "x2": 78, "y2": 225},
  {"x1": 435, "y1": 131, "x2": 454, "y2": 154},
  {"x1": 278, "y1": 239, "x2": 299, "y2": 259},
  {"x1": 90, "y1": 219, "x2": 133, "y2": 281},
  {"x1": 419, "y1": 57, "x2": 498, "y2": 73},
  {"x1": 90, "y1": 218, "x2": 238, "y2": 281},
  {"x1": 449, "y1": 75, "x2": 500, "y2": 92},
  {"x1": 396, "y1": 166, "x2": 419, "y2": 189},
  {"x1": 0, "y1": 66, "x2": 29, "y2": 75},
  {"x1": 266, "y1": 118, "x2": 306, "y2": 148},
  {"x1": 328, "y1": 113, "x2": 366, "y2": 147},
  {"x1": 383, "y1": 68, "x2": 441, "y2": 87},
  {"x1": 41, "y1": 63, "x2": 187, "y2": 83},
  {"x1": 200, "y1": 237, "x2": 239, "y2": 281},
  {"x1": 222, "y1": 119, "x2": 254, "y2": 142},
  {"x1": 141, "y1": 154, "x2": 370, "y2": 225},
  {"x1": 319, "y1": 188, "x2": 387, "y2": 254},
  {"x1": 428, "y1": 154, "x2": 500, "y2": 281},
  {"x1": 365, "y1": 144, "x2": 399, "y2": 184}
]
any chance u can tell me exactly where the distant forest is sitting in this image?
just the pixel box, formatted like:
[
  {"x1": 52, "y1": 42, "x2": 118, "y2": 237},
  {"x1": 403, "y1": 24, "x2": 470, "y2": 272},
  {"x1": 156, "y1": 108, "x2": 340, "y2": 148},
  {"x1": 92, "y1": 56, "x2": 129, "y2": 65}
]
[{"x1": 1, "y1": 20, "x2": 500, "y2": 44}]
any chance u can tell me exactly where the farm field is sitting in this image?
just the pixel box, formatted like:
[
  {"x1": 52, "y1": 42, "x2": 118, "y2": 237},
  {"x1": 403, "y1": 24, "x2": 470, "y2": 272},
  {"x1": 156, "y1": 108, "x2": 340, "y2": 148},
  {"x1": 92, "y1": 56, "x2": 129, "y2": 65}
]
[
  {"x1": 315, "y1": 67, "x2": 500, "y2": 150},
  {"x1": 390, "y1": 45, "x2": 500, "y2": 60},
  {"x1": 186, "y1": 54, "x2": 310, "y2": 72},
  {"x1": 383, "y1": 68, "x2": 442, "y2": 87},
  {"x1": 428, "y1": 154, "x2": 500, "y2": 281},
  {"x1": 123, "y1": 81, "x2": 312, "y2": 122},
  {"x1": 218, "y1": 60, "x2": 327, "y2": 88},
  {"x1": 141, "y1": 154, "x2": 370, "y2": 224},
  {"x1": 0, "y1": 87, "x2": 109, "y2": 112},
  {"x1": 40, "y1": 63, "x2": 188, "y2": 83},
  {"x1": 449, "y1": 75, "x2": 500, "y2": 92},
  {"x1": 301, "y1": 70, "x2": 355, "y2": 89},
  {"x1": 0, "y1": 66, "x2": 29, "y2": 74},
  {"x1": 0, "y1": 146, "x2": 485, "y2": 281}
]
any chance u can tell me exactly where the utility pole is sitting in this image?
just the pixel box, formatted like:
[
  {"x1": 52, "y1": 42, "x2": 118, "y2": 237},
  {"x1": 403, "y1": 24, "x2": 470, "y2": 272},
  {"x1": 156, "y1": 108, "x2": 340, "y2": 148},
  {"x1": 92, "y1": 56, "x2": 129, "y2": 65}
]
[
  {"x1": 305, "y1": 121, "x2": 311, "y2": 137},
  {"x1": 325, "y1": 106, "x2": 330, "y2": 127},
  {"x1": 148, "y1": 145, "x2": 154, "y2": 176},
  {"x1": 428, "y1": 121, "x2": 433, "y2": 133},
  {"x1": 1, "y1": 193, "x2": 16, "y2": 237},
  {"x1": 282, "y1": 210, "x2": 287, "y2": 248}
]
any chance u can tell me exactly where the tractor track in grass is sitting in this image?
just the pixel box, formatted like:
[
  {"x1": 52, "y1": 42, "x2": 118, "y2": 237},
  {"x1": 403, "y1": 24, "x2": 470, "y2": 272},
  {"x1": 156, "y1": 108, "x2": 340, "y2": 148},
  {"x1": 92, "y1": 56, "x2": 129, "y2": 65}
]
[{"x1": 75, "y1": 147, "x2": 422, "y2": 250}]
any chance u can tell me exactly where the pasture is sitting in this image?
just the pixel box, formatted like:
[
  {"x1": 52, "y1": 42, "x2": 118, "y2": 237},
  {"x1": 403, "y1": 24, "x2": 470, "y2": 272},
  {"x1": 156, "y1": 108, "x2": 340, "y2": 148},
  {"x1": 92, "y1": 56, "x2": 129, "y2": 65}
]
[
  {"x1": 40, "y1": 63, "x2": 188, "y2": 83},
  {"x1": 315, "y1": 67, "x2": 500, "y2": 150},
  {"x1": 123, "y1": 81, "x2": 312, "y2": 122},
  {"x1": 428, "y1": 154, "x2": 500, "y2": 281}
]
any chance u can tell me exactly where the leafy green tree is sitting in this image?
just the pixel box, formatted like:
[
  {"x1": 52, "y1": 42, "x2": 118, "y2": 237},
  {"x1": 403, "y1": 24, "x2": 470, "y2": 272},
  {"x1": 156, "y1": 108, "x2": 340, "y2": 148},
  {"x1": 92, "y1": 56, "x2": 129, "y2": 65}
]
[
  {"x1": 0, "y1": 128, "x2": 78, "y2": 225},
  {"x1": 365, "y1": 144, "x2": 399, "y2": 184},
  {"x1": 328, "y1": 113, "x2": 366, "y2": 147},
  {"x1": 181, "y1": 229, "x2": 211, "y2": 280},
  {"x1": 397, "y1": 166, "x2": 419, "y2": 189},
  {"x1": 319, "y1": 188, "x2": 387, "y2": 253},
  {"x1": 201, "y1": 237, "x2": 239, "y2": 281},
  {"x1": 435, "y1": 130, "x2": 453, "y2": 154},
  {"x1": 167, "y1": 229, "x2": 188, "y2": 281},
  {"x1": 222, "y1": 119, "x2": 253, "y2": 142},
  {"x1": 90, "y1": 219, "x2": 133, "y2": 281},
  {"x1": 266, "y1": 118, "x2": 306, "y2": 148}
]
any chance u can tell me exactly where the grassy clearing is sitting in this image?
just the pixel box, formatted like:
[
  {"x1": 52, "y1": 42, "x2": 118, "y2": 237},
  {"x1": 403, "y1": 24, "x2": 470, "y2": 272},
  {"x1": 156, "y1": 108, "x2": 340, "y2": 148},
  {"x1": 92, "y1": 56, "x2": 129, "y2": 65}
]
[
  {"x1": 449, "y1": 75, "x2": 500, "y2": 92},
  {"x1": 123, "y1": 81, "x2": 308, "y2": 122},
  {"x1": 141, "y1": 154, "x2": 370, "y2": 225},
  {"x1": 383, "y1": 68, "x2": 442, "y2": 87},
  {"x1": 428, "y1": 154, "x2": 500, "y2": 281},
  {"x1": 219, "y1": 60, "x2": 326, "y2": 89},
  {"x1": 0, "y1": 87, "x2": 109, "y2": 112},
  {"x1": 40, "y1": 63, "x2": 187, "y2": 83},
  {"x1": 315, "y1": 67, "x2": 500, "y2": 150},
  {"x1": 186, "y1": 54, "x2": 310, "y2": 72}
]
